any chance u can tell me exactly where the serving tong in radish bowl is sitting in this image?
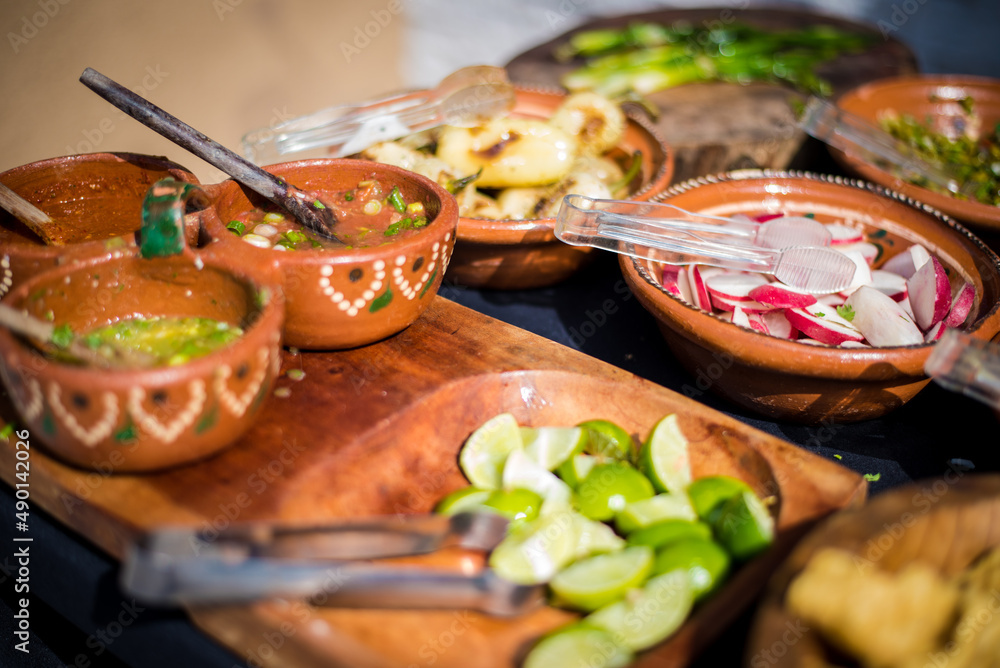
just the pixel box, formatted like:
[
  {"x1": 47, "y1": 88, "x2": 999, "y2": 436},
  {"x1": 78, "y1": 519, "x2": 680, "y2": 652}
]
[
  {"x1": 121, "y1": 512, "x2": 544, "y2": 616},
  {"x1": 555, "y1": 195, "x2": 857, "y2": 294}
]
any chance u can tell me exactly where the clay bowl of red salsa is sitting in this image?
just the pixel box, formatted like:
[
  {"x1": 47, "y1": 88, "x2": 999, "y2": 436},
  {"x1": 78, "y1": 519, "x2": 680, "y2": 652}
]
[
  {"x1": 202, "y1": 159, "x2": 458, "y2": 349},
  {"x1": 0, "y1": 152, "x2": 200, "y2": 300}
]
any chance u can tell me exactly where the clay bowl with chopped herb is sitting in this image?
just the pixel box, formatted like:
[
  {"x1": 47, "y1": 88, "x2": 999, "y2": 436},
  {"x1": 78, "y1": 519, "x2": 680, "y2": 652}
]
[
  {"x1": 201, "y1": 158, "x2": 457, "y2": 349},
  {"x1": 0, "y1": 152, "x2": 201, "y2": 301},
  {"x1": 0, "y1": 179, "x2": 284, "y2": 472},
  {"x1": 619, "y1": 170, "x2": 1000, "y2": 424},
  {"x1": 832, "y1": 74, "x2": 1000, "y2": 232}
]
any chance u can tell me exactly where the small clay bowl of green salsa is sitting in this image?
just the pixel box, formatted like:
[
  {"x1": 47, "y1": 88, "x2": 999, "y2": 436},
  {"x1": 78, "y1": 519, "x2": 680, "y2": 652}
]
[
  {"x1": 0, "y1": 244, "x2": 285, "y2": 472},
  {"x1": 201, "y1": 158, "x2": 458, "y2": 350},
  {"x1": 0, "y1": 152, "x2": 201, "y2": 300}
]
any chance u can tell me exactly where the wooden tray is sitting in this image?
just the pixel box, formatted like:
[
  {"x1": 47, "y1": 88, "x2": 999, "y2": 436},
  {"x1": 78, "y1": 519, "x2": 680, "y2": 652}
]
[
  {"x1": 505, "y1": 7, "x2": 918, "y2": 184},
  {"x1": 0, "y1": 297, "x2": 866, "y2": 667}
]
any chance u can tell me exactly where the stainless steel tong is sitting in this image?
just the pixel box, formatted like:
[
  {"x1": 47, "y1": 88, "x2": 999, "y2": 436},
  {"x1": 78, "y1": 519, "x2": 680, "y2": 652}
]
[{"x1": 121, "y1": 512, "x2": 543, "y2": 616}]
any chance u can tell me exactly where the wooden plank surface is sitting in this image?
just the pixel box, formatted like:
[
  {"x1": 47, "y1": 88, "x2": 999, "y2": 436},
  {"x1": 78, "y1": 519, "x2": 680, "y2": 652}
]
[{"x1": 0, "y1": 296, "x2": 867, "y2": 667}]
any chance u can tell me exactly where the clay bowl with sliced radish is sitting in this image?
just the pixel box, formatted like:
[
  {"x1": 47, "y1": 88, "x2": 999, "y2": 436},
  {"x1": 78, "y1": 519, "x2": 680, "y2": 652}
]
[{"x1": 619, "y1": 170, "x2": 1000, "y2": 424}]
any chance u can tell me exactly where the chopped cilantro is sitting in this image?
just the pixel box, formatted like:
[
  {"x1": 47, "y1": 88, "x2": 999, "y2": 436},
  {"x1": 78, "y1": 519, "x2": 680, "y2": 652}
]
[
  {"x1": 814, "y1": 311, "x2": 825, "y2": 318},
  {"x1": 834, "y1": 454, "x2": 842, "y2": 460},
  {"x1": 313, "y1": 199, "x2": 326, "y2": 209},
  {"x1": 836, "y1": 304, "x2": 855, "y2": 321},
  {"x1": 0, "y1": 423, "x2": 14, "y2": 440},
  {"x1": 863, "y1": 472, "x2": 881, "y2": 482}
]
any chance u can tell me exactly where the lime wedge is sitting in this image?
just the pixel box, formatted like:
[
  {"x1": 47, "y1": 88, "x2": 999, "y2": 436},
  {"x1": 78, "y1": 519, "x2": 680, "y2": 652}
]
[
  {"x1": 686, "y1": 475, "x2": 753, "y2": 523},
  {"x1": 521, "y1": 426, "x2": 587, "y2": 471},
  {"x1": 435, "y1": 486, "x2": 492, "y2": 515},
  {"x1": 482, "y1": 488, "x2": 543, "y2": 525},
  {"x1": 712, "y1": 489, "x2": 776, "y2": 560},
  {"x1": 523, "y1": 625, "x2": 634, "y2": 668},
  {"x1": 572, "y1": 513, "x2": 626, "y2": 558},
  {"x1": 556, "y1": 452, "x2": 599, "y2": 489},
  {"x1": 489, "y1": 511, "x2": 579, "y2": 584},
  {"x1": 459, "y1": 413, "x2": 523, "y2": 489},
  {"x1": 576, "y1": 461, "x2": 655, "y2": 521},
  {"x1": 502, "y1": 449, "x2": 574, "y2": 516},
  {"x1": 578, "y1": 419, "x2": 635, "y2": 462},
  {"x1": 585, "y1": 569, "x2": 694, "y2": 651},
  {"x1": 626, "y1": 519, "x2": 713, "y2": 549},
  {"x1": 551, "y1": 546, "x2": 654, "y2": 611},
  {"x1": 652, "y1": 537, "x2": 731, "y2": 601},
  {"x1": 615, "y1": 492, "x2": 697, "y2": 534},
  {"x1": 638, "y1": 414, "x2": 692, "y2": 495}
]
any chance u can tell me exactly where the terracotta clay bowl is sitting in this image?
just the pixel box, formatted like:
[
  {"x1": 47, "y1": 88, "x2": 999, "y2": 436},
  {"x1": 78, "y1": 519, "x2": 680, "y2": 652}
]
[
  {"x1": 747, "y1": 473, "x2": 1000, "y2": 667},
  {"x1": 447, "y1": 86, "x2": 673, "y2": 290},
  {"x1": 832, "y1": 74, "x2": 1000, "y2": 231},
  {"x1": 0, "y1": 152, "x2": 200, "y2": 300},
  {"x1": 202, "y1": 159, "x2": 457, "y2": 350},
  {"x1": 620, "y1": 170, "x2": 1000, "y2": 424},
  {"x1": 0, "y1": 245, "x2": 284, "y2": 473}
]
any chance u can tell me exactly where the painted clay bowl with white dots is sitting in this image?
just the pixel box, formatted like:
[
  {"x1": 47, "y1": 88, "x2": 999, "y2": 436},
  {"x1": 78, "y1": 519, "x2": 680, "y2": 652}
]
[
  {"x1": 0, "y1": 248, "x2": 285, "y2": 472},
  {"x1": 202, "y1": 159, "x2": 458, "y2": 349},
  {"x1": 0, "y1": 152, "x2": 200, "y2": 300}
]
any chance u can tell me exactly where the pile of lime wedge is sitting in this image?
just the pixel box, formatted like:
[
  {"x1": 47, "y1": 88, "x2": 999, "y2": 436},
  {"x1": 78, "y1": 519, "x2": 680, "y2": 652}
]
[{"x1": 436, "y1": 412, "x2": 778, "y2": 665}]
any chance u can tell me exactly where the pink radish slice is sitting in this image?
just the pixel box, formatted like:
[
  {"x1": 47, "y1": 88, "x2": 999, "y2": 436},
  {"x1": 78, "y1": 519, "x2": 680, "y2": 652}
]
[
  {"x1": 825, "y1": 223, "x2": 864, "y2": 245},
  {"x1": 661, "y1": 267, "x2": 682, "y2": 297},
  {"x1": 785, "y1": 303, "x2": 864, "y2": 345},
  {"x1": 924, "y1": 321, "x2": 947, "y2": 342},
  {"x1": 944, "y1": 282, "x2": 975, "y2": 327},
  {"x1": 748, "y1": 283, "x2": 817, "y2": 308},
  {"x1": 761, "y1": 310, "x2": 797, "y2": 339},
  {"x1": 754, "y1": 213, "x2": 783, "y2": 223},
  {"x1": 676, "y1": 267, "x2": 694, "y2": 305},
  {"x1": 710, "y1": 294, "x2": 774, "y2": 313},
  {"x1": 906, "y1": 256, "x2": 951, "y2": 330},
  {"x1": 844, "y1": 285, "x2": 924, "y2": 346},
  {"x1": 705, "y1": 273, "x2": 770, "y2": 301},
  {"x1": 836, "y1": 241, "x2": 880, "y2": 266},
  {"x1": 870, "y1": 269, "x2": 908, "y2": 302},
  {"x1": 731, "y1": 305, "x2": 752, "y2": 329},
  {"x1": 746, "y1": 312, "x2": 769, "y2": 334},
  {"x1": 881, "y1": 244, "x2": 931, "y2": 279},
  {"x1": 688, "y1": 265, "x2": 712, "y2": 312},
  {"x1": 817, "y1": 293, "x2": 847, "y2": 307}
]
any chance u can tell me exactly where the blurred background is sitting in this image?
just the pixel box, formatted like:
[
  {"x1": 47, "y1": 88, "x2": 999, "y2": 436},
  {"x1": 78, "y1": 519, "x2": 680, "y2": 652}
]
[{"x1": 0, "y1": 0, "x2": 997, "y2": 183}]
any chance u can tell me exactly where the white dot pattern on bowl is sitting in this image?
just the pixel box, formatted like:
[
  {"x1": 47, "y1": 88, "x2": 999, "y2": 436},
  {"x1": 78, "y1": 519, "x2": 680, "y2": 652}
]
[
  {"x1": 128, "y1": 380, "x2": 206, "y2": 444},
  {"x1": 48, "y1": 384, "x2": 119, "y2": 448},
  {"x1": 0, "y1": 255, "x2": 12, "y2": 299},
  {"x1": 214, "y1": 348, "x2": 269, "y2": 418}
]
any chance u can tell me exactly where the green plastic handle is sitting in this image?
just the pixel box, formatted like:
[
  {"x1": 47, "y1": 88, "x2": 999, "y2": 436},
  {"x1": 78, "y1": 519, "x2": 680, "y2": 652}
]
[{"x1": 139, "y1": 178, "x2": 206, "y2": 259}]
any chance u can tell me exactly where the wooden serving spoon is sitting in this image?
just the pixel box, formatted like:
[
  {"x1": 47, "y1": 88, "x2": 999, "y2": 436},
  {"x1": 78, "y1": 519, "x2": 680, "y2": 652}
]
[
  {"x1": 0, "y1": 303, "x2": 155, "y2": 369},
  {"x1": 79, "y1": 67, "x2": 341, "y2": 242},
  {"x1": 0, "y1": 182, "x2": 62, "y2": 245}
]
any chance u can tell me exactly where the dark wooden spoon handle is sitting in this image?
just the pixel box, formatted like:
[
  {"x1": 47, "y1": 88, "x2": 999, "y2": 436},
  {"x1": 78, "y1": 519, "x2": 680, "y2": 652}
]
[{"x1": 79, "y1": 67, "x2": 339, "y2": 240}]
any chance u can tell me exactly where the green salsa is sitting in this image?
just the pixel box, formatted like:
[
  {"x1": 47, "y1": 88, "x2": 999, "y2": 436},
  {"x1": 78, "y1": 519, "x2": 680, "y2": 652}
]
[{"x1": 82, "y1": 316, "x2": 243, "y2": 367}]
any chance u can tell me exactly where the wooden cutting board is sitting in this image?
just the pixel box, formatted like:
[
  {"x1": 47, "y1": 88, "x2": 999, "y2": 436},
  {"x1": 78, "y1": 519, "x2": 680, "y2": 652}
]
[
  {"x1": 0, "y1": 297, "x2": 866, "y2": 667},
  {"x1": 505, "y1": 8, "x2": 918, "y2": 184}
]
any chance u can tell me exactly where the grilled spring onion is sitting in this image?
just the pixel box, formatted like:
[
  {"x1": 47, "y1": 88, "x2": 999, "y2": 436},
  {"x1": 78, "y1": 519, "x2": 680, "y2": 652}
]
[{"x1": 557, "y1": 22, "x2": 873, "y2": 98}]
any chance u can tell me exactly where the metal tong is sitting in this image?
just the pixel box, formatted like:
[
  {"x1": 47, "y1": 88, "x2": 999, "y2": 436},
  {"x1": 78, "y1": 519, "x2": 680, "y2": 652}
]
[
  {"x1": 242, "y1": 66, "x2": 516, "y2": 165},
  {"x1": 799, "y1": 96, "x2": 977, "y2": 198},
  {"x1": 555, "y1": 195, "x2": 857, "y2": 294},
  {"x1": 121, "y1": 512, "x2": 543, "y2": 616}
]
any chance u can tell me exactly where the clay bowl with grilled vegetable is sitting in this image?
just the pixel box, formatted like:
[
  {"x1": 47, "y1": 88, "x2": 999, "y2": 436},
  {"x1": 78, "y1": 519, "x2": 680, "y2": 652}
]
[
  {"x1": 0, "y1": 180, "x2": 284, "y2": 472},
  {"x1": 201, "y1": 158, "x2": 457, "y2": 349},
  {"x1": 748, "y1": 473, "x2": 1000, "y2": 668},
  {"x1": 0, "y1": 152, "x2": 200, "y2": 300},
  {"x1": 356, "y1": 86, "x2": 673, "y2": 290}
]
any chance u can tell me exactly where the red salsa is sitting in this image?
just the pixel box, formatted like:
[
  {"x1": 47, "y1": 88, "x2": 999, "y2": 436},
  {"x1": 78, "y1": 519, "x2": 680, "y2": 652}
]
[{"x1": 226, "y1": 179, "x2": 428, "y2": 251}]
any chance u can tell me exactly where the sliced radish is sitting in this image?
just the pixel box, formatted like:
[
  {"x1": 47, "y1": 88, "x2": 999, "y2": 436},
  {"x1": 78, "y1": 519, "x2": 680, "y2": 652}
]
[
  {"x1": 710, "y1": 294, "x2": 774, "y2": 313},
  {"x1": 924, "y1": 321, "x2": 947, "y2": 342},
  {"x1": 753, "y1": 213, "x2": 783, "y2": 223},
  {"x1": 825, "y1": 223, "x2": 864, "y2": 245},
  {"x1": 944, "y1": 282, "x2": 975, "y2": 327},
  {"x1": 881, "y1": 244, "x2": 931, "y2": 279},
  {"x1": 661, "y1": 266, "x2": 682, "y2": 297},
  {"x1": 761, "y1": 310, "x2": 797, "y2": 339},
  {"x1": 785, "y1": 303, "x2": 864, "y2": 345},
  {"x1": 906, "y1": 256, "x2": 951, "y2": 330},
  {"x1": 836, "y1": 248, "x2": 873, "y2": 295},
  {"x1": 705, "y1": 272, "x2": 771, "y2": 301},
  {"x1": 897, "y1": 295, "x2": 916, "y2": 320},
  {"x1": 676, "y1": 267, "x2": 694, "y2": 305},
  {"x1": 748, "y1": 283, "x2": 817, "y2": 309},
  {"x1": 731, "y1": 305, "x2": 752, "y2": 329},
  {"x1": 817, "y1": 292, "x2": 847, "y2": 307},
  {"x1": 836, "y1": 241, "x2": 880, "y2": 266},
  {"x1": 844, "y1": 285, "x2": 924, "y2": 347},
  {"x1": 688, "y1": 265, "x2": 712, "y2": 312},
  {"x1": 870, "y1": 270, "x2": 908, "y2": 302}
]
